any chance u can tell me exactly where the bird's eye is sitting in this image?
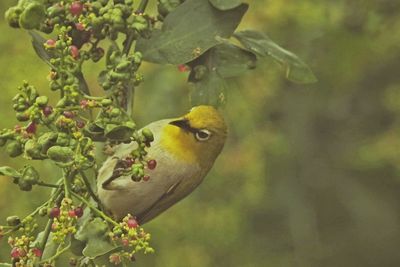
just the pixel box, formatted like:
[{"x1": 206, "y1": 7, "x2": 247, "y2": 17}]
[{"x1": 195, "y1": 129, "x2": 211, "y2": 141}]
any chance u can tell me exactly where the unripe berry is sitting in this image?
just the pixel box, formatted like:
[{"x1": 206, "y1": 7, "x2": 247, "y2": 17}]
[
  {"x1": 46, "y1": 39, "x2": 56, "y2": 47},
  {"x1": 143, "y1": 175, "x2": 150, "y2": 181},
  {"x1": 68, "y1": 210, "x2": 76, "y2": 217},
  {"x1": 32, "y1": 248, "x2": 42, "y2": 257}
]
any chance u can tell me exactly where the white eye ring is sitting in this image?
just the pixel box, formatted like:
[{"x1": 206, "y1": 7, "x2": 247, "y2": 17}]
[{"x1": 195, "y1": 129, "x2": 211, "y2": 141}]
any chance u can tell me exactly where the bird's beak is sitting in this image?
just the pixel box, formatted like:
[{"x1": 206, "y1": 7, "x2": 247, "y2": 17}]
[{"x1": 169, "y1": 118, "x2": 191, "y2": 131}]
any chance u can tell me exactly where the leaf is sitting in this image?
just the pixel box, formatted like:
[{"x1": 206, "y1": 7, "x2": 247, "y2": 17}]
[
  {"x1": 210, "y1": 43, "x2": 257, "y2": 78},
  {"x1": 0, "y1": 166, "x2": 20, "y2": 177},
  {"x1": 136, "y1": 0, "x2": 248, "y2": 64},
  {"x1": 75, "y1": 218, "x2": 117, "y2": 258},
  {"x1": 29, "y1": 31, "x2": 54, "y2": 68},
  {"x1": 189, "y1": 68, "x2": 227, "y2": 107},
  {"x1": 234, "y1": 30, "x2": 318, "y2": 84},
  {"x1": 209, "y1": 0, "x2": 243, "y2": 10}
]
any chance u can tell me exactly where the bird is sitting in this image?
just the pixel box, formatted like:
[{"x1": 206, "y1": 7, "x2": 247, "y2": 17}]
[{"x1": 97, "y1": 105, "x2": 227, "y2": 224}]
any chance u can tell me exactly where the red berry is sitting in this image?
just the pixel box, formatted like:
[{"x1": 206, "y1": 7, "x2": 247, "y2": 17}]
[
  {"x1": 46, "y1": 39, "x2": 56, "y2": 47},
  {"x1": 32, "y1": 248, "x2": 42, "y2": 257},
  {"x1": 178, "y1": 64, "x2": 190, "y2": 72},
  {"x1": 74, "y1": 207, "x2": 84, "y2": 218},
  {"x1": 70, "y1": 45, "x2": 79, "y2": 59},
  {"x1": 127, "y1": 218, "x2": 138, "y2": 228},
  {"x1": 147, "y1": 159, "x2": 157, "y2": 170},
  {"x1": 70, "y1": 1, "x2": 83, "y2": 16},
  {"x1": 63, "y1": 111, "x2": 74, "y2": 118},
  {"x1": 26, "y1": 122, "x2": 37, "y2": 134},
  {"x1": 125, "y1": 157, "x2": 134, "y2": 167},
  {"x1": 49, "y1": 207, "x2": 60, "y2": 218},
  {"x1": 75, "y1": 23, "x2": 85, "y2": 31},
  {"x1": 143, "y1": 175, "x2": 150, "y2": 181},
  {"x1": 80, "y1": 99, "x2": 88, "y2": 108},
  {"x1": 121, "y1": 238, "x2": 129, "y2": 246},
  {"x1": 68, "y1": 210, "x2": 76, "y2": 217},
  {"x1": 10, "y1": 247, "x2": 20, "y2": 258},
  {"x1": 76, "y1": 120, "x2": 85, "y2": 128},
  {"x1": 42, "y1": 106, "x2": 53, "y2": 117}
]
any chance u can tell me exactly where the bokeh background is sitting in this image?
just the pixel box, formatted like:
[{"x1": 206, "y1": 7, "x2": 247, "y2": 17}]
[{"x1": 1, "y1": 0, "x2": 400, "y2": 266}]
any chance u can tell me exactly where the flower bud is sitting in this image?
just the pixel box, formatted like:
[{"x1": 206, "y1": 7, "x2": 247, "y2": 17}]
[
  {"x1": 47, "y1": 146, "x2": 74, "y2": 163},
  {"x1": 19, "y1": 3, "x2": 46, "y2": 30},
  {"x1": 6, "y1": 216, "x2": 21, "y2": 226},
  {"x1": 35, "y1": 96, "x2": 49, "y2": 107},
  {"x1": 141, "y1": 128, "x2": 154, "y2": 142},
  {"x1": 5, "y1": 7, "x2": 22, "y2": 28},
  {"x1": 6, "y1": 141, "x2": 22, "y2": 158}
]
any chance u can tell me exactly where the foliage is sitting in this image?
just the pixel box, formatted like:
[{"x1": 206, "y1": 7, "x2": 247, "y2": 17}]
[{"x1": 0, "y1": 0, "x2": 315, "y2": 266}]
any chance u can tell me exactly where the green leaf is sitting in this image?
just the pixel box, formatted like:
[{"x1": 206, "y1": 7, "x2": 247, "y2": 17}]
[
  {"x1": 210, "y1": 43, "x2": 256, "y2": 78},
  {"x1": 75, "y1": 218, "x2": 117, "y2": 258},
  {"x1": 29, "y1": 31, "x2": 54, "y2": 68},
  {"x1": 234, "y1": 30, "x2": 318, "y2": 84},
  {"x1": 209, "y1": 0, "x2": 243, "y2": 10},
  {"x1": 189, "y1": 68, "x2": 227, "y2": 107},
  {"x1": 0, "y1": 166, "x2": 20, "y2": 177},
  {"x1": 136, "y1": 0, "x2": 248, "y2": 64}
]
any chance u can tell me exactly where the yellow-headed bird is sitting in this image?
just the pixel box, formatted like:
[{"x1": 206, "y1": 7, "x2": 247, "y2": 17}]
[{"x1": 97, "y1": 106, "x2": 227, "y2": 224}]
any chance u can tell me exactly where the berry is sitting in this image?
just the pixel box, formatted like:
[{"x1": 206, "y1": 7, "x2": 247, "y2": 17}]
[
  {"x1": 147, "y1": 159, "x2": 157, "y2": 170},
  {"x1": 75, "y1": 23, "x2": 85, "y2": 31},
  {"x1": 63, "y1": 111, "x2": 74, "y2": 118},
  {"x1": 80, "y1": 99, "x2": 88, "y2": 108},
  {"x1": 74, "y1": 207, "x2": 84, "y2": 218},
  {"x1": 49, "y1": 207, "x2": 60, "y2": 218},
  {"x1": 70, "y1": 45, "x2": 79, "y2": 59},
  {"x1": 68, "y1": 210, "x2": 76, "y2": 217},
  {"x1": 26, "y1": 122, "x2": 37, "y2": 134},
  {"x1": 143, "y1": 175, "x2": 150, "y2": 181},
  {"x1": 46, "y1": 39, "x2": 56, "y2": 47},
  {"x1": 76, "y1": 120, "x2": 85, "y2": 128},
  {"x1": 125, "y1": 157, "x2": 134, "y2": 167},
  {"x1": 32, "y1": 248, "x2": 42, "y2": 257},
  {"x1": 10, "y1": 247, "x2": 20, "y2": 259},
  {"x1": 42, "y1": 106, "x2": 53, "y2": 117},
  {"x1": 127, "y1": 218, "x2": 138, "y2": 228},
  {"x1": 178, "y1": 64, "x2": 190, "y2": 72},
  {"x1": 70, "y1": 1, "x2": 83, "y2": 16}
]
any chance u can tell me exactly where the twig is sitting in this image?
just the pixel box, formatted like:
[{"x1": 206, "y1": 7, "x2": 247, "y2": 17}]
[
  {"x1": 70, "y1": 191, "x2": 119, "y2": 227},
  {"x1": 79, "y1": 170, "x2": 101, "y2": 205},
  {"x1": 38, "y1": 218, "x2": 53, "y2": 260}
]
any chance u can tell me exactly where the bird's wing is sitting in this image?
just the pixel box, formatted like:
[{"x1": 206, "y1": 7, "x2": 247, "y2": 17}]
[{"x1": 135, "y1": 179, "x2": 183, "y2": 224}]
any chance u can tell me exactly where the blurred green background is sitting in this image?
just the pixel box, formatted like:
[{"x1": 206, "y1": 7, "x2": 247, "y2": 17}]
[{"x1": 2, "y1": 0, "x2": 400, "y2": 266}]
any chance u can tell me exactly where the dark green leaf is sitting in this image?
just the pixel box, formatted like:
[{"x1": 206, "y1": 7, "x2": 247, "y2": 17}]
[
  {"x1": 234, "y1": 30, "x2": 318, "y2": 84},
  {"x1": 189, "y1": 69, "x2": 227, "y2": 107},
  {"x1": 209, "y1": 0, "x2": 243, "y2": 10},
  {"x1": 75, "y1": 218, "x2": 117, "y2": 258},
  {"x1": 210, "y1": 43, "x2": 256, "y2": 78},
  {"x1": 0, "y1": 166, "x2": 20, "y2": 177},
  {"x1": 136, "y1": 0, "x2": 248, "y2": 64}
]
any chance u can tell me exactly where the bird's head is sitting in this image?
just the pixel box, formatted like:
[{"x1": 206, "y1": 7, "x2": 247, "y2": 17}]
[{"x1": 161, "y1": 105, "x2": 227, "y2": 168}]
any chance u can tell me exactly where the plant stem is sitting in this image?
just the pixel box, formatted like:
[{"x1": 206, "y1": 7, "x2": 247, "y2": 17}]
[
  {"x1": 137, "y1": 0, "x2": 149, "y2": 14},
  {"x1": 79, "y1": 170, "x2": 101, "y2": 205},
  {"x1": 70, "y1": 191, "x2": 119, "y2": 227},
  {"x1": 37, "y1": 182, "x2": 60, "y2": 188}
]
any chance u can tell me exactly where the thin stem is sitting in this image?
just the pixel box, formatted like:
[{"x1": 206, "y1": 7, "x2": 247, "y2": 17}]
[
  {"x1": 137, "y1": 0, "x2": 149, "y2": 14},
  {"x1": 70, "y1": 191, "x2": 119, "y2": 227},
  {"x1": 79, "y1": 170, "x2": 101, "y2": 205},
  {"x1": 37, "y1": 182, "x2": 60, "y2": 189}
]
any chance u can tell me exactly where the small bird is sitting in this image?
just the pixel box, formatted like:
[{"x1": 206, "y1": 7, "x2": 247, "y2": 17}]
[{"x1": 97, "y1": 105, "x2": 227, "y2": 224}]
